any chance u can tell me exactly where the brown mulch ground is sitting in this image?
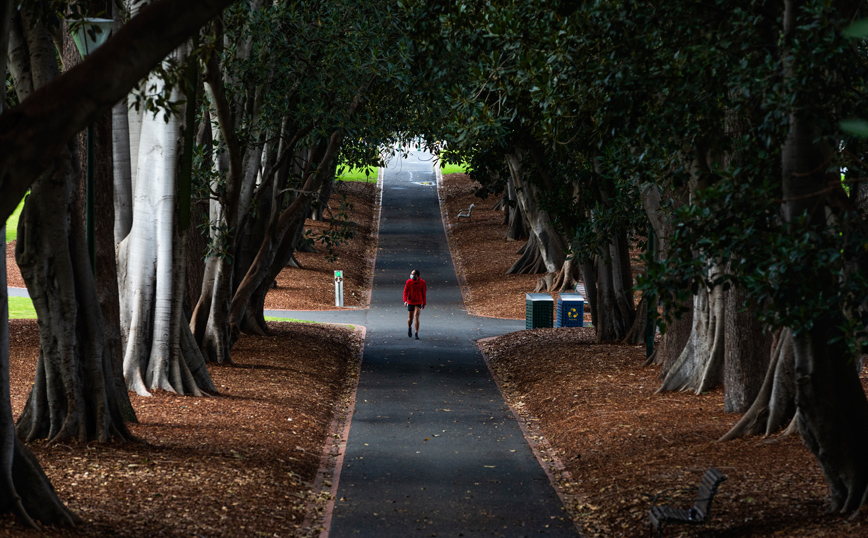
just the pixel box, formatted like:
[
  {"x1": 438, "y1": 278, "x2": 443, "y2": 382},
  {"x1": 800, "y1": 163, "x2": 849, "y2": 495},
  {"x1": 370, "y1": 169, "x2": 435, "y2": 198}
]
[
  {"x1": 438, "y1": 172, "x2": 537, "y2": 319},
  {"x1": 265, "y1": 179, "x2": 380, "y2": 311},
  {"x1": 440, "y1": 171, "x2": 868, "y2": 537},
  {"x1": 5, "y1": 240, "x2": 23, "y2": 288},
  {"x1": 3, "y1": 319, "x2": 362, "y2": 538},
  {"x1": 2, "y1": 181, "x2": 378, "y2": 537},
  {"x1": 4, "y1": 169, "x2": 868, "y2": 537}
]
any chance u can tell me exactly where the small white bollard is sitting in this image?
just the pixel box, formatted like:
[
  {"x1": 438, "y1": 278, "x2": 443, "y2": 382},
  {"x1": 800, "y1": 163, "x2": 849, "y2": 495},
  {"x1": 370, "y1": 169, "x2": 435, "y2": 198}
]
[{"x1": 334, "y1": 270, "x2": 344, "y2": 307}]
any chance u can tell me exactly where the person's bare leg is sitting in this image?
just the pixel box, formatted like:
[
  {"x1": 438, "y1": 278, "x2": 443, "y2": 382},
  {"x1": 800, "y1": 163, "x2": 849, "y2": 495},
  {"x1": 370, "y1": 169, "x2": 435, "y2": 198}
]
[
  {"x1": 414, "y1": 307, "x2": 421, "y2": 337},
  {"x1": 407, "y1": 310, "x2": 413, "y2": 337}
]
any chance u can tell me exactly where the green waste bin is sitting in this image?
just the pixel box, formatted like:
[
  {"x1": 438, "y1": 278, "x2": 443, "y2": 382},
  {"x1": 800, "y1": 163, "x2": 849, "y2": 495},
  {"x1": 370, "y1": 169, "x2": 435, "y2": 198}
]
[{"x1": 525, "y1": 293, "x2": 553, "y2": 329}]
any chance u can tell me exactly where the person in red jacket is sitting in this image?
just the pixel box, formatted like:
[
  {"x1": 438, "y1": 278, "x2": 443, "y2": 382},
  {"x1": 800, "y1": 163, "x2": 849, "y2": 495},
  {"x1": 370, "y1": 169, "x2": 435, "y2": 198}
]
[{"x1": 403, "y1": 269, "x2": 427, "y2": 339}]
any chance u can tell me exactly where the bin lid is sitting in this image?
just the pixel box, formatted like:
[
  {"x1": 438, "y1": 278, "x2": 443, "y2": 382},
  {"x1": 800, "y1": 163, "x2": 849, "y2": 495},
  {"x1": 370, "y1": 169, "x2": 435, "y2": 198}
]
[
  {"x1": 559, "y1": 292, "x2": 584, "y2": 301},
  {"x1": 526, "y1": 293, "x2": 553, "y2": 301}
]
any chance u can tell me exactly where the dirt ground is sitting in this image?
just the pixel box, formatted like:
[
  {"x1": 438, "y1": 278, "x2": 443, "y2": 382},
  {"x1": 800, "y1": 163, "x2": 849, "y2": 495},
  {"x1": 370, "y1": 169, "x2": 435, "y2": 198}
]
[
  {"x1": 440, "y1": 171, "x2": 868, "y2": 537},
  {"x1": 3, "y1": 171, "x2": 867, "y2": 537}
]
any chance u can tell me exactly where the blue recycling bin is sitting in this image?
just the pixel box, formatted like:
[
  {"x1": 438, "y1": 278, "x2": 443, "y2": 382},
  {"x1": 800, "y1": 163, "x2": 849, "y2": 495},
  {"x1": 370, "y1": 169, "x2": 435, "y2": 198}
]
[{"x1": 556, "y1": 292, "x2": 584, "y2": 328}]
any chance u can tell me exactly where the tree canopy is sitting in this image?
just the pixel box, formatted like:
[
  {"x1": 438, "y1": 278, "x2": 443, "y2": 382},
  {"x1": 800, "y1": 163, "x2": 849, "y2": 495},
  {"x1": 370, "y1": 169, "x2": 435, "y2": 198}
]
[{"x1": 3, "y1": 0, "x2": 868, "y2": 528}]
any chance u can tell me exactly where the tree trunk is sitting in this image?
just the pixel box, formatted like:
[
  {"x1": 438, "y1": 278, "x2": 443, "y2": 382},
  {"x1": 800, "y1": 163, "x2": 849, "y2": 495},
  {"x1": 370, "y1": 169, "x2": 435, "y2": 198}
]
[
  {"x1": 311, "y1": 170, "x2": 335, "y2": 221},
  {"x1": 0, "y1": 0, "x2": 244, "y2": 226},
  {"x1": 505, "y1": 149, "x2": 566, "y2": 272},
  {"x1": 185, "y1": 117, "x2": 212, "y2": 317},
  {"x1": 504, "y1": 173, "x2": 525, "y2": 241},
  {"x1": 610, "y1": 230, "x2": 636, "y2": 330},
  {"x1": 238, "y1": 210, "x2": 309, "y2": 338},
  {"x1": 777, "y1": 0, "x2": 868, "y2": 514},
  {"x1": 656, "y1": 279, "x2": 725, "y2": 393},
  {"x1": 594, "y1": 242, "x2": 625, "y2": 341},
  {"x1": 508, "y1": 234, "x2": 547, "y2": 275},
  {"x1": 580, "y1": 259, "x2": 598, "y2": 328},
  {"x1": 8, "y1": 6, "x2": 131, "y2": 444},
  {"x1": 234, "y1": 140, "x2": 304, "y2": 336},
  {"x1": 723, "y1": 281, "x2": 772, "y2": 413},
  {"x1": 59, "y1": 14, "x2": 136, "y2": 422},
  {"x1": 720, "y1": 328, "x2": 796, "y2": 441},
  {"x1": 794, "y1": 324, "x2": 868, "y2": 514},
  {"x1": 110, "y1": 5, "x2": 133, "y2": 246},
  {"x1": 93, "y1": 109, "x2": 138, "y2": 422},
  {"x1": 0, "y1": 302, "x2": 80, "y2": 527},
  {"x1": 117, "y1": 43, "x2": 214, "y2": 395},
  {"x1": 15, "y1": 157, "x2": 132, "y2": 443},
  {"x1": 227, "y1": 148, "x2": 332, "y2": 338},
  {"x1": 0, "y1": 3, "x2": 80, "y2": 526},
  {"x1": 191, "y1": 39, "x2": 269, "y2": 364}
]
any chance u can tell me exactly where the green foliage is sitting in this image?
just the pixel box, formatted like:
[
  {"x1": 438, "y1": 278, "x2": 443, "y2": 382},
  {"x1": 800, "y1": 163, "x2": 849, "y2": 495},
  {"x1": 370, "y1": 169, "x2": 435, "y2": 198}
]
[
  {"x1": 840, "y1": 119, "x2": 868, "y2": 137},
  {"x1": 403, "y1": 0, "x2": 868, "y2": 356},
  {"x1": 843, "y1": 18, "x2": 868, "y2": 38}
]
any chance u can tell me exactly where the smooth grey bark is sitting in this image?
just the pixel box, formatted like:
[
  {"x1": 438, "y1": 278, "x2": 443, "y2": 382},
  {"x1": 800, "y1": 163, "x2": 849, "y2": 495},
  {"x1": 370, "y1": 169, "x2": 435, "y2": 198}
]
[
  {"x1": 227, "y1": 81, "x2": 371, "y2": 341},
  {"x1": 117, "y1": 40, "x2": 213, "y2": 396},
  {"x1": 234, "y1": 132, "x2": 307, "y2": 336},
  {"x1": 538, "y1": 253, "x2": 579, "y2": 293},
  {"x1": 110, "y1": 5, "x2": 133, "y2": 245},
  {"x1": 192, "y1": 34, "x2": 268, "y2": 363},
  {"x1": 508, "y1": 234, "x2": 546, "y2": 275},
  {"x1": 656, "y1": 152, "x2": 726, "y2": 393},
  {"x1": 228, "y1": 137, "x2": 342, "y2": 338}
]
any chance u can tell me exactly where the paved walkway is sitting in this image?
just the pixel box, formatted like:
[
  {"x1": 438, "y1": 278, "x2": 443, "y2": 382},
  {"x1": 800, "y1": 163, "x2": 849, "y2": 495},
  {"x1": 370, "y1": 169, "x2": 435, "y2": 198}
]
[{"x1": 276, "y1": 151, "x2": 577, "y2": 537}]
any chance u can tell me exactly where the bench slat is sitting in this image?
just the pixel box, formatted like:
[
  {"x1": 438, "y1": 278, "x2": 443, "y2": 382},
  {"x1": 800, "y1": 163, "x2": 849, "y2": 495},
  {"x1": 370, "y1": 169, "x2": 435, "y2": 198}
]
[{"x1": 648, "y1": 468, "x2": 727, "y2": 537}]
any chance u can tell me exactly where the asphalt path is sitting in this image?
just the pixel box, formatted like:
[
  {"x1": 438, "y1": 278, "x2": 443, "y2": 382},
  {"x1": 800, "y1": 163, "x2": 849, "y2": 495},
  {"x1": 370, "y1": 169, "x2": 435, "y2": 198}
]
[{"x1": 278, "y1": 150, "x2": 577, "y2": 537}]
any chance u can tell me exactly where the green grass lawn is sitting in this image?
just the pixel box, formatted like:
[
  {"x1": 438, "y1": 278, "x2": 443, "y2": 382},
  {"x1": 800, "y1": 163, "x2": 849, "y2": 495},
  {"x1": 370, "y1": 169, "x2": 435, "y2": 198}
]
[
  {"x1": 262, "y1": 316, "x2": 352, "y2": 330},
  {"x1": 440, "y1": 162, "x2": 470, "y2": 174},
  {"x1": 8, "y1": 296, "x2": 36, "y2": 319},
  {"x1": 336, "y1": 165, "x2": 379, "y2": 183},
  {"x1": 263, "y1": 316, "x2": 315, "y2": 323},
  {"x1": 5, "y1": 197, "x2": 25, "y2": 243}
]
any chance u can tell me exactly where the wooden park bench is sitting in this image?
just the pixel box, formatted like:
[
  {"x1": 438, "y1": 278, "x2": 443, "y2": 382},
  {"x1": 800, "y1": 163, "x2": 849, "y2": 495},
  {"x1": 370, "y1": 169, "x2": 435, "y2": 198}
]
[
  {"x1": 648, "y1": 468, "x2": 727, "y2": 537},
  {"x1": 456, "y1": 203, "x2": 474, "y2": 222}
]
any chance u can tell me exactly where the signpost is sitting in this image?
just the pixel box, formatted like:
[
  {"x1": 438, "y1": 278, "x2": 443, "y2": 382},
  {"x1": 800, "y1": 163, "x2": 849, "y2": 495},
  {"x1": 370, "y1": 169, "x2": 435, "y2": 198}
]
[{"x1": 334, "y1": 270, "x2": 344, "y2": 307}]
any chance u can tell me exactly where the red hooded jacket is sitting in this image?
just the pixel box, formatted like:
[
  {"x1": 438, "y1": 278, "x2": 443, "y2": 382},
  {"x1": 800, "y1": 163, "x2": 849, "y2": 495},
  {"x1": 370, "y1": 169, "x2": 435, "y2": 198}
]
[{"x1": 403, "y1": 277, "x2": 427, "y2": 306}]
